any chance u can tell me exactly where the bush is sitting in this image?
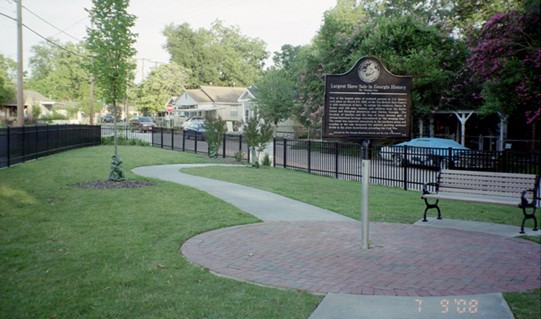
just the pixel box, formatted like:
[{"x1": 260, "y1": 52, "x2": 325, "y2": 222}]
[{"x1": 101, "y1": 136, "x2": 150, "y2": 146}]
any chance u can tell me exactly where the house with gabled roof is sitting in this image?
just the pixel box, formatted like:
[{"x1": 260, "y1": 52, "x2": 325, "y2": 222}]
[
  {"x1": 1, "y1": 90, "x2": 55, "y2": 125},
  {"x1": 238, "y1": 85, "x2": 257, "y2": 123},
  {"x1": 173, "y1": 86, "x2": 246, "y2": 125}
]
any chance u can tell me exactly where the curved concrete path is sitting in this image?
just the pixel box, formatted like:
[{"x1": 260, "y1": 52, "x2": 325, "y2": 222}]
[{"x1": 133, "y1": 164, "x2": 540, "y2": 319}]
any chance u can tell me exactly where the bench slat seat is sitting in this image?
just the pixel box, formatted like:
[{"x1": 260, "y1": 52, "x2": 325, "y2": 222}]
[{"x1": 421, "y1": 169, "x2": 539, "y2": 234}]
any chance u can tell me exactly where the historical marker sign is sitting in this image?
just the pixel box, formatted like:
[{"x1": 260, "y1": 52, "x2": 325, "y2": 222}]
[{"x1": 323, "y1": 56, "x2": 412, "y2": 140}]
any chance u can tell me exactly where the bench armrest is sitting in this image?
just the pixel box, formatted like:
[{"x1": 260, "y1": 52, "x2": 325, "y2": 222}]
[
  {"x1": 423, "y1": 182, "x2": 438, "y2": 195},
  {"x1": 520, "y1": 189, "x2": 538, "y2": 208}
]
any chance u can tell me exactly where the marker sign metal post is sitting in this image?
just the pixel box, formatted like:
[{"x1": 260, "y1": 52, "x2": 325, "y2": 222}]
[{"x1": 323, "y1": 57, "x2": 412, "y2": 249}]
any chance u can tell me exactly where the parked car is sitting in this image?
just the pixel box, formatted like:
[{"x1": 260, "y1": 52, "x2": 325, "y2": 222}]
[
  {"x1": 182, "y1": 117, "x2": 204, "y2": 128},
  {"x1": 101, "y1": 114, "x2": 115, "y2": 123},
  {"x1": 184, "y1": 122, "x2": 206, "y2": 140},
  {"x1": 380, "y1": 138, "x2": 469, "y2": 169},
  {"x1": 129, "y1": 116, "x2": 156, "y2": 132}
]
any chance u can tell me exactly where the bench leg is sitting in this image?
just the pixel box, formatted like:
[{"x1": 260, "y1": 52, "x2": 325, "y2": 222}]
[
  {"x1": 423, "y1": 199, "x2": 441, "y2": 222},
  {"x1": 520, "y1": 206, "x2": 538, "y2": 234}
]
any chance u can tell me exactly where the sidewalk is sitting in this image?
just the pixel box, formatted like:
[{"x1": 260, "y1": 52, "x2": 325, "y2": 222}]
[{"x1": 133, "y1": 164, "x2": 540, "y2": 319}]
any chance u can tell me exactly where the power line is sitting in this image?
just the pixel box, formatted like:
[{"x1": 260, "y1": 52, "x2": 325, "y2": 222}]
[
  {"x1": 21, "y1": 4, "x2": 82, "y2": 42},
  {"x1": 0, "y1": 11, "x2": 84, "y2": 58}
]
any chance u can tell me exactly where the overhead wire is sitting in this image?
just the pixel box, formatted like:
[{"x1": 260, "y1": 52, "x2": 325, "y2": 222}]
[
  {"x1": 21, "y1": 4, "x2": 83, "y2": 42},
  {"x1": 0, "y1": 11, "x2": 84, "y2": 58}
]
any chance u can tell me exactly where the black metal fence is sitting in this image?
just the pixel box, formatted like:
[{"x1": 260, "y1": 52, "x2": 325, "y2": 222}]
[
  {"x1": 0, "y1": 124, "x2": 101, "y2": 168},
  {"x1": 152, "y1": 127, "x2": 251, "y2": 160},
  {"x1": 5, "y1": 124, "x2": 536, "y2": 191},
  {"x1": 151, "y1": 127, "x2": 540, "y2": 191}
]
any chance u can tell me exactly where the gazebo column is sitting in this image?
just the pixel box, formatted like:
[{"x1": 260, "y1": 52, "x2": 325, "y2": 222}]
[
  {"x1": 453, "y1": 111, "x2": 474, "y2": 146},
  {"x1": 498, "y1": 112, "x2": 508, "y2": 151}
]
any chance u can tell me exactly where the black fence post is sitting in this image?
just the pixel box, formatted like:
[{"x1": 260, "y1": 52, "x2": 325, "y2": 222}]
[
  {"x1": 239, "y1": 134, "x2": 243, "y2": 155},
  {"x1": 171, "y1": 128, "x2": 174, "y2": 150},
  {"x1": 283, "y1": 138, "x2": 287, "y2": 168},
  {"x1": 222, "y1": 134, "x2": 226, "y2": 158},
  {"x1": 403, "y1": 145, "x2": 408, "y2": 190},
  {"x1": 160, "y1": 127, "x2": 164, "y2": 148},
  {"x1": 182, "y1": 129, "x2": 186, "y2": 152},
  {"x1": 22, "y1": 125, "x2": 26, "y2": 163},
  {"x1": 6, "y1": 126, "x2": 10, "y2": 167},
  {"x1": 273, "y1": 137, "x2": 276, "y2": 168},
  {"x1": 335, "y1": 142, "x2": 339, "y2": 179},
  {"x1": 46, "y1": 125, "x2": 50, "y2": 156},
  {"x1": 307, "y1": 140, "x2": 312, "y2": 174},
  {"x1": 34, "y1": 125, "x2": 38, "y2": 160}
]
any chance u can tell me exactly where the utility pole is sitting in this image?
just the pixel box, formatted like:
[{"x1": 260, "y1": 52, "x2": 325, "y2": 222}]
[
  {"x1": 89, "y1": 77, "x2": 94, "y2": 125},
  {"x1": 16, "y1": 0, "x2": 24, "y2": 126},
  {"x1": 89, "y1": 21, "x2": 95, "y2": 125}
]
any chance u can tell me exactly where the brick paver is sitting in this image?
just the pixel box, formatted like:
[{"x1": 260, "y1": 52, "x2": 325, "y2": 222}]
[{"x1": 181, "y1": 221, "x2": 541, "y2": 297}]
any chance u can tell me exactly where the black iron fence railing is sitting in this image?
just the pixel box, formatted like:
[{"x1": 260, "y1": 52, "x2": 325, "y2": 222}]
[
  {"x1": 0, "y1": 124, "x2": 101, "y2": 168},
  {"x1": 151, "y1": 127, "x2": 251, "y2": 161},
  {"x1": 5, "y1": 125, "x2": 536, "y2": 192},
  {"x1": 150, "y1": 128, "x2": 539, "y2": 191}
]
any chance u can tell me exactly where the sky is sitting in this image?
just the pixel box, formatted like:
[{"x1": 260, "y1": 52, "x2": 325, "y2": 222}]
[{"x1": 0, "y1": 0, "x2": 337, "y2": 82}]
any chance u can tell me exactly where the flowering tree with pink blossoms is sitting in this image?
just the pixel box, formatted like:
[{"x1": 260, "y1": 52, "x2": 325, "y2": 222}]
[{"x1": 467, "y1": 9, "x2": 540, "y2": 124}]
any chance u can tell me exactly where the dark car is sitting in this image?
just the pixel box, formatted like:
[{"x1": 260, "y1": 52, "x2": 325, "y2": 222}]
[
  {"x1": 102, "y1": 114, "x2": 115, "y2": 123},
  {"x1": 184, "y1": 122, "x2": 206, "y2": 140},
  {"x1": 129, "y1": 116, "x2": 156, "y2": 132}
]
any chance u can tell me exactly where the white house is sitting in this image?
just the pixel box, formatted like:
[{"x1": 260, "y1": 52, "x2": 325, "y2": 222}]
[
  {"x1": 172, "y1": 86, "x2": 246, "y2": 125},
  {"x1": 1, "y1": 90, "x2": 55, "y2": 124},
  {"x1": 237, "y1": 85, "x2": 257, "y2": 124}
]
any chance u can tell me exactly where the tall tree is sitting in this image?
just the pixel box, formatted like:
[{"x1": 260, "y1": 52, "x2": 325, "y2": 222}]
[
  {"x1": 26, "y1": 41, "x2": 91, "y2": 103},
  {"x1": 466, "y1": 6, "x2": 540, "y2": 124},
  {"x1": 163, "y1": 20, "x2": 268, "y2": 88},
  {"x1": 85, "y1": 0, "x2": 137, "y2": 178},
  {"x1": 296, "y1": 2, "x2": 466, "y2": 135},
  {"x1": 254, "y1": 68, "x2": 295, "y2": 135},
  {"x1": 296, "y1": 0, "x2": 368, "y2": 131},
  {"x1": 136, "y1": 63, "x2": 190, "y2": 115},
  {"x1": 0, "y1": 54, "x2": 16, "y2": 107}
]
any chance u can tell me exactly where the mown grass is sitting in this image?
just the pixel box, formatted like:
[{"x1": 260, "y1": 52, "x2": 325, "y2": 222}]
[
  {"x1": 182, "y1": 165, "x2": 537, "y2": 227},
  {"x1": 1, "y1": 146, "x2": 539, "y2": 319},
  {"x1": 0, "y1": 146, "x2": 320, "y2": 319}
]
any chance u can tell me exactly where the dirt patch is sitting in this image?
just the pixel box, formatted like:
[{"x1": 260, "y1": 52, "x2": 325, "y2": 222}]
[{"x1": 71, "y1": 180, "x2": 156, "y2": 189}]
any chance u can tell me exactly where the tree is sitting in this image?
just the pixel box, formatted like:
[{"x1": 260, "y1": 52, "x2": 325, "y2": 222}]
[
  {"x1": 136, "y1": 62, "x2": 190, "y2": 115},
  {"x1": 466, "y1": 7, "x2": 540, "y2": 123},
  {"x1": 203, "y1": 114, "x2": 227, "y2": 158},
  {"x1": 295, "y1": 2, "x2": 467, "y2": 135},
  {"x1": 361, "y1": 0, "x2": 523, "y2": 36},
  {"x1": 243, "y1": 111, "x2": 273, "y2": 167},
  {"x1": 0, "y1": 54, "x2": 16, "y2": 107},
  {"x1": 163, "y1": 20, "x2": 268, "y2": 88},
  {"x1": 85, "y1": 0, "x2": 137, "y2": 179},
  {"x1": 26, "y1": 41, "x2": 91, "y2": 103},
  {"x1": 295, "y1": 0, "x2": 368, "y2": 132},
  {"x1": 254, "y1": 68, "x2": 295, "y2": 135}
]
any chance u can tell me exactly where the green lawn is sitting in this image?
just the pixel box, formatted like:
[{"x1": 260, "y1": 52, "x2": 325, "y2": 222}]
[
  {"x1": 0, "y1": 146, "x2": 319, "y2": 319},
  {"x1": 1, "y1": 145, "x2": 539, "y2": 319},
  {"x1": 182, "y1": 165, "x2": 538, "y2": 228}
]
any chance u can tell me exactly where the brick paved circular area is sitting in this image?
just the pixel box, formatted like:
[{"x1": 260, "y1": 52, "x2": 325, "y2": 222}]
[{"x1": 181, "y1": 221, "x2": 541, "y2": 297}]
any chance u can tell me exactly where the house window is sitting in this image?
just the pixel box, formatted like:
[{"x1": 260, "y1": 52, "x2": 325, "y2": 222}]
[{"x1": 230, "y1": 106, "x2": 238, "y2": 118}]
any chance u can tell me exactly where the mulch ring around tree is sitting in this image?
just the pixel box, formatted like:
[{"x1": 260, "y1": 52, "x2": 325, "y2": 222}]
[{"x1": 71, "y1": 180, "x2": 156, "y2": 189}]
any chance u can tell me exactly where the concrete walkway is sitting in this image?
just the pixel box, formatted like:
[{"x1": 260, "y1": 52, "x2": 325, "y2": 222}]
[{"x1": 133, "y1": 164, "x2": 540, "y2": 319}]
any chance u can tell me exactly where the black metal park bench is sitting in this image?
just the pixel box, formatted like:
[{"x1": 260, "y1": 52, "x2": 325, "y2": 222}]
[{"x1": 421, "y1": 169, "x2": 540, "y2": 234}]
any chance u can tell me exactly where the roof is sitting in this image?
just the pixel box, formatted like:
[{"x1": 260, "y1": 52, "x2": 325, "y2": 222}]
[
  {"x1": 3, "y1": 90, "x2": 54, "y2": 106},
  {"x1": 199, "y1": 86, "x2": 246, "y2": 103},
  {"x1": 184, "y1": 89, "x2": 213, "y2": 103}
]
